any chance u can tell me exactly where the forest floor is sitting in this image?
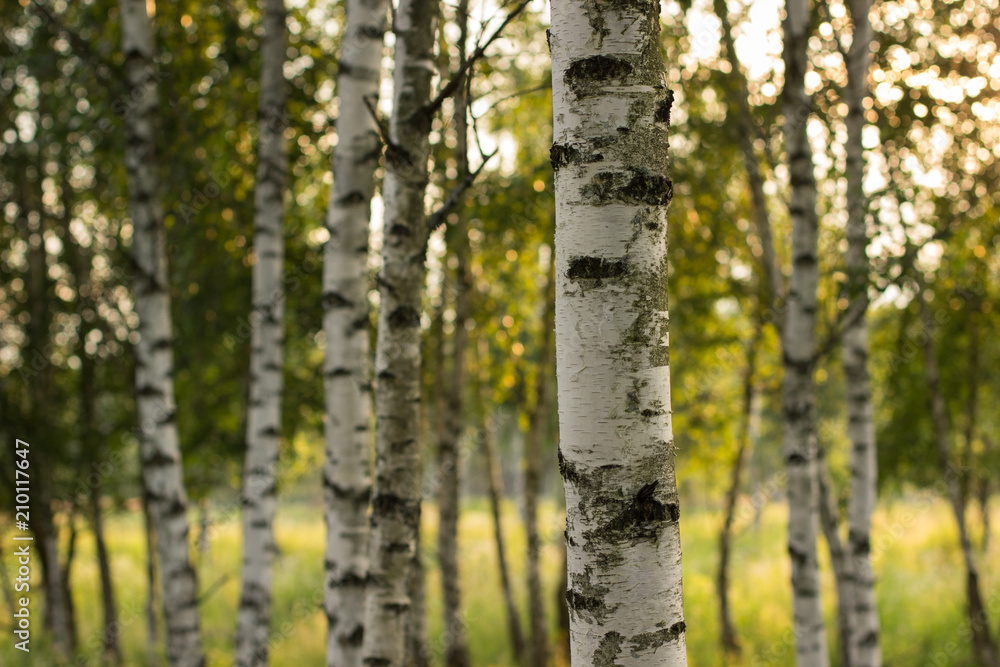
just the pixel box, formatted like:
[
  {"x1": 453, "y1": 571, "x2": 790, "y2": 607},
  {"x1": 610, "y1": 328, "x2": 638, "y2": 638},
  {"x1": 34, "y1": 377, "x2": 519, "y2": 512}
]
[{"x1": 1, "y1": 495, "x2": 997, "y2": 666}]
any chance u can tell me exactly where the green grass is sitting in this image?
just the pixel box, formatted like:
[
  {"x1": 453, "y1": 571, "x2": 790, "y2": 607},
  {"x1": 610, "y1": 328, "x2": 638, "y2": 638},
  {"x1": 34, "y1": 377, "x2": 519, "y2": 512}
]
[{"x1": 1, "y1": 496, "x2": 997, "y2": 665}]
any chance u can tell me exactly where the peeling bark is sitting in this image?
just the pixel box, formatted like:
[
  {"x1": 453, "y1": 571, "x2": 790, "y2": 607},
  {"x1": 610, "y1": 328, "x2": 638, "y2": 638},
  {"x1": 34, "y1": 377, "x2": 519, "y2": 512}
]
[
  {"x1": 550, "y1": 0, "x2": 687, "y2": 662},
  {"x1": 119, "y1": 0, "x2": 204, "y2": 663}
]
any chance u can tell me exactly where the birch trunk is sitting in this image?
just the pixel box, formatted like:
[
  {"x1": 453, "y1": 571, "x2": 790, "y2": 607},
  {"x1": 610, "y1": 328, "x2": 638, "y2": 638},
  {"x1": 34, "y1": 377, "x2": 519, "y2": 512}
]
[
  {"x1": 781, "y1": 0, "x2": 828, "y2": 663},
  {"x1": 437, "y1": 13, "x2": 472, "y2": 660},
  {"x1": 842, "y1": 1, "x2": 880, "y2": 663},
  {"x1": 476, "y1": 338, "x2": 525, "y2": 661},
  {"x1": 119, "y1": 1, "x2": 204, "y2": 664},
  {"x1": 236, "y1": 0, "x2": 288, "y2": 664},
  {"x1": 361, "y1": 0, "x2": 437, "y2": 662},
  {"x1": 322, "y1": 0, "x2": 386, "y2": 664},
  {"x1": 550, "y1": 0, "x2": 687, "y2": 662},
  {"x1": 524, "y1": 263, "x2": 554, "y2": 667},
  {"x1": 920, "y1": 296, "x2": 1000, "y2": 667}
]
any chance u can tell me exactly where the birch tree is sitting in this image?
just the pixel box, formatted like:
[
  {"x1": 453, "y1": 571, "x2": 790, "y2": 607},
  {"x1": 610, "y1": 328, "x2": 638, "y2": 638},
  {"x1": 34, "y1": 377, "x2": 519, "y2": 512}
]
[
  {"x1": 361, "y1": 0, "x2": 438, "y2": 663},
  {"x1": 841, "y1": 0, "x2": 880, "y2": 663},
  {"x1": 119, "y1": 0, "x2": 204, "y2": 664},
  {"x1": 780, "y1": 0, "x2": 828, "y2": 663},
  {"x1": 236, "y1": 0, "x2": 288, "y2": 663},
  {"x1": 550, "y1": 0, "x2": 687, "y2": 662},
  {"x1": 322, "y1": 0, "x2": 387, "y2": 663},
  {"x1": 436, "y1": 6, "x2": 473, "y2": 660}
]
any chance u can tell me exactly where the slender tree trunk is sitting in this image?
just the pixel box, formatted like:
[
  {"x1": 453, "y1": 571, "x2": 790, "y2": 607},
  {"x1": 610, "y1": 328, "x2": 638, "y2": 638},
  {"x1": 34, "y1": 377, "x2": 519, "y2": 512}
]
[
  {"x1": 119, "y1": 1, "x2": 204, "y2": 664},
  {"x1": 817, "y1": 456, "x2": 854, "y2": 667},
  {"x1": 37, "y1": 487, "x2": 72, "y2": 653},
  {"x1": 322, "y1": 0, "x2": 386, "y2": 665},
  {"x1": 713, "y1": 0, "x2": 781, "y2": 312},
  {"x1": 23, "y1": 209, "x2": 74, "y2": 657},
  {"x1": 979, "y1": 435, "x2": 993, "y2": 553},
  {"x1": 716, "y1": 328, "x2": 760, "y2": 657},
  {"x1": 524, "y1": 263, "x2": 554, "y2": 667},
  {"x1": 550, "y1": 0, "x2": 688, "y2": 662},
  {"x1": 361, "y1": 0, "x2": 437, "y2": 663},
  {"x1": 842, "y1": 1, "x2": 880, "y2": 664},
  {"x1": 781, "y1": 0, "x2": 828, "y2": 663},
  {"x1": 92, "y1": 482, "x2": 124, "y2": 664},
  {"x1": 919, "y1": 295, "x2": 999, "y2": 667},
  {"x1": 61, "y1": 507, "x2": 80, "y2": 653},
  {"x1": 70, "y1": 216, "x2": 125, "y2": 665},
  {"x1": 436, "y1": 12, "x2": 473, "y2": 661},
  {"x1": 236, "y1": 1, "x2": 288, "y2": 664},
  {"x1": 476, "y1": 337, "x2": 525, "y2": 662}
]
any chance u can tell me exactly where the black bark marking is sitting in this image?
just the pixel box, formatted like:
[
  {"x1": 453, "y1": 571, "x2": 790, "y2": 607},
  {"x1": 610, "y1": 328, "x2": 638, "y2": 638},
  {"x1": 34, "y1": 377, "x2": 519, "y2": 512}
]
[
  {"x1": 387, "y1": 306, "x2": 420, "y2": 330},
  {"x1": 567, "y1": 256, "x2": 627, "y2": 283},
  {"x1": 371, "y1": 492, "x2": 420, "y2": 523},
  {"x1": 592, "y1": 631, "x2": 624, "y2": 667},
  {"x1": 629, "y1": 621, "x2": 686, "y2": 654},
  {"x1": 654, "y1": 90, "x2": 674, "y2": 125},
  {"x1": 323, "y1": 291, "x2": 353, "y2": 309},
  {"x1": 550, "y1": 143, "x2": 603, "y2": 171},
  {"x1": 567, "y1": 569, "x2": 614, "y2": 622},
  {"x1": 589, "y1": 481, "x2": 675, "y2": 544},
  {"x1": 340, "y1": 623, "x2": 364, "y2": 647},
  {"x1": 566, "y1": 56, "x2": 633, "y2": 96},
  {"x1": 583, "y1": 168, "x2": 673, "y2": 207}
]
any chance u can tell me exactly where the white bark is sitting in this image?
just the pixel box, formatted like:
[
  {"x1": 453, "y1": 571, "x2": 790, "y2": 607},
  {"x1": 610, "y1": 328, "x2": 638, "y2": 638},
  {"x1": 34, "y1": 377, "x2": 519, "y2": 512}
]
[
  {"x1": 842, "y1": 1, "x2": 880, "y2": 664},
  {"x1": 781, "y1": 0, "x2": 828, "y2": 664},
  {"x1": 236, "y1": 0, "x2": 288, "y2": 664},
  {"x1": 361, "y1": 0, "x2": 437, "y2": 664},
  {"x1": 550, "y1": 1, "x2": 687, "y2": 664},
  {"x1": 322, "y1": 0, "x2": 387, "y2": 664},
  {"x1": 119, "y1": 0, "x2": 204, "y2": 664}
]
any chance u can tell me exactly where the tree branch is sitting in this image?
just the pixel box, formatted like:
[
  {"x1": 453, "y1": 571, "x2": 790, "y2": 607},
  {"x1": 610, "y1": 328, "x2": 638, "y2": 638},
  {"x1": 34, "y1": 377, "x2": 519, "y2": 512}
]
[
  {"x1": 427, "y1": 149, "x2": 498, "y2": 232},
  {"x1": 409, "y1": 0, "x2": 531, "y2": 125}
]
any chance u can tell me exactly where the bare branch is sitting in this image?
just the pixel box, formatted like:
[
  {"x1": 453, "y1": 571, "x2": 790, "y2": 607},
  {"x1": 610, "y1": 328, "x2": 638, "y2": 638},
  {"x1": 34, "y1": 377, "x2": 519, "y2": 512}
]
[
  {"x1": 410, "y1": 0, "x2": 531, "y2": 125},
  {"x1": 427, "y1": 149, "x2": 498, "y2": 232}
]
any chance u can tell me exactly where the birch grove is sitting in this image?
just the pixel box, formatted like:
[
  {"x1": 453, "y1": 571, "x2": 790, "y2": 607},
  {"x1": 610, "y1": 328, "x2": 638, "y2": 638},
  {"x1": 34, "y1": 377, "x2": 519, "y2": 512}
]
[
  {"x1": 321, "y1": 0, "x2": 387, "y2": 663},
  {"x1": 236, "y1": 0, "x2": 288, "y2": 663},
  {"x1": 550, "y1": 0, "x2": 687, "y2": 662},
  {"x1": 780, "y1": 0, "x2": 828, "y2": 663},
  {"x1": 118, "y1": 0, "x2": 204, "y2": 664},
  {"x1": 8, "y1": 0, "x2": 1000, "y2": 664}
]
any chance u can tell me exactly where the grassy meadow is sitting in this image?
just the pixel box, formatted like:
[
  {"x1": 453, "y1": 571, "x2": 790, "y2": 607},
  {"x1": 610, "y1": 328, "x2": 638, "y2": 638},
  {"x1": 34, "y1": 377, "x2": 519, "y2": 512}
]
[{"x1": 1, "y1": 495, "x2": 998, "y2": 666}]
